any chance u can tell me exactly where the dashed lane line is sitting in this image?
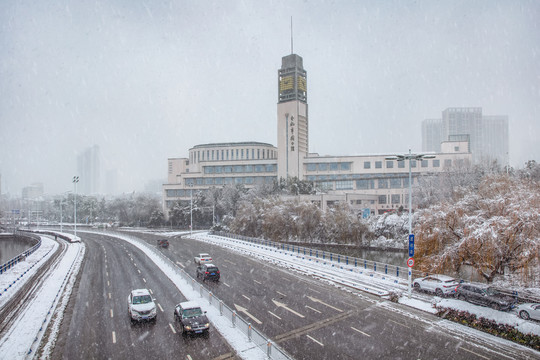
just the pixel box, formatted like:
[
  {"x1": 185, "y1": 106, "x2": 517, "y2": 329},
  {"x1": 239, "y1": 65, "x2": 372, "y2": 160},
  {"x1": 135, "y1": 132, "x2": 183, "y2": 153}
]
[
  {"x1": 268, "y1": 311, "x2": 282, "y2": 320},
  {"x1": 176, "y1": 261, "x2": 185, "y2": 268},
  {"x1": 242, "y1": 294, "x2": 251, "y2": 301},
  {"x1": 112, "y1": 331, "x2": 116, "y2": 344},
  {"x1": 108, "y1": 293, "x2": 111, "y2": 299},
  {"x1": 460, "y1": 347, "x2": 490, "y2": 360},
  {"x1": 253, "y1": 279, "x2": 262, "y2": 285},
  {"x1": 276, "y1": 291, "x2": 287, "y2": 297},
  {"x1": 158, "y1": 303, "x2": 164, "y2": 312},
  {"x1": 305, "y1": 305, "x2": 321, "y2": 314},
  {"x1": 149, "y1": 289, "x2": 153, "y2": 294},
  {"x1": 110, "y1": 309, "x2": 114, "y2": 318},
  {"x1": 169, "y1": 323, "x2": 177, "y2": 334},
  {"x1": 306, "y1": 335, "x2": 324, "y2": 346},
  {"x1": 222, "y1": 282, "x2": 231, "y2": 287},
  {"x1": 351, "y1": 326, "x2": 371, "y2": 337},
  {"x1": 143, "y1": 278, "x2": 146, "y2": 283},
  {"x1": 389, "y1": 319, "x2": 410, "y2": 328}
]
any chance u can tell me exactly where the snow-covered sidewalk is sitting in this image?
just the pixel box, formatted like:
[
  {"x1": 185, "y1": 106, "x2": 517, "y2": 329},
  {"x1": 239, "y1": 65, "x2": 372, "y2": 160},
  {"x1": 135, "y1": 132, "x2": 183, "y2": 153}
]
[{"x1": 0, "y1": 233, "x2": 85, "y2": 359}]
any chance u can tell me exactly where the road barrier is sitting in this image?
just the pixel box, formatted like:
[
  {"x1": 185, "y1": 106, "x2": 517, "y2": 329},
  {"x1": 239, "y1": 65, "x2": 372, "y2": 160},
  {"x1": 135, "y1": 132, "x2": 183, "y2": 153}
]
[{"x1": 0, "y1": 231, "x2": 42, "y2": 275}]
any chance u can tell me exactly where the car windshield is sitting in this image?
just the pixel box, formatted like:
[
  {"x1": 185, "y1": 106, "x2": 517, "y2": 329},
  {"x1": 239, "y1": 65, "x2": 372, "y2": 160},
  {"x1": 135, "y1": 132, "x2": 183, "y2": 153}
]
[
  {"x1": 207, "y1": 267, "x2": 218, "y2": 272},
  {"x1": 133, "y1": 295, "x2": 152, "y2": 304},
  {"x1": 183, "y1": 307, "x2": 203, "y2": 318},
  {"x1": 443, "y1": 279, "x2": 456, "y2": 283}
]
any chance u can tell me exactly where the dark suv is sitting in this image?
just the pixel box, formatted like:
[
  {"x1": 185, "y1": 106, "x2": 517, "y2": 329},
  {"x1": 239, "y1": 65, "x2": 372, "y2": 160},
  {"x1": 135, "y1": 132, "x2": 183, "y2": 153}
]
[
  {"x1": 454, "y1": 283, "x2": 517, "y2": 311},
  {"x1": 174, "y1": 301, "x2": 210, "y2": 336},
  {"x1": 196, "y1": 263, "x2": 220, "y2": 281}
]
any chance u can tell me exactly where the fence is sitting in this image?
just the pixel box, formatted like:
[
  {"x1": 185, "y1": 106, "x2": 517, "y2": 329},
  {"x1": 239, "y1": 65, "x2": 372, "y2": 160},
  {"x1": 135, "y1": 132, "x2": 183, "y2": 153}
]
[
  {"x1": 0, "y1": 231, "x2": 42, "y2": 275},
  {"x1": 117, "y1": 231, "x2": 292, "y2": 360},
  {"x1": 210, "y1": 231, "x2": 425, "y2": 282}
]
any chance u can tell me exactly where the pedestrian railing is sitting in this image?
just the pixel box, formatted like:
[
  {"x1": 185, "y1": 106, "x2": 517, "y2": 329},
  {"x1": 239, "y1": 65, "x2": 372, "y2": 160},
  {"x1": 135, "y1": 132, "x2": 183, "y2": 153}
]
[{"x1": 0, "y1": 231, "x2": 42, "y2": 275}]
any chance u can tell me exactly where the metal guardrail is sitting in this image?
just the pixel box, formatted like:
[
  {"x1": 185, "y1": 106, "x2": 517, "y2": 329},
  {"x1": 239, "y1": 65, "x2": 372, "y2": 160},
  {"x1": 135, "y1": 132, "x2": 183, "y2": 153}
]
[
  {"x1": 114, "y1": 231, "x2": 292, "y2": 360},
  {"x1": 0, "y1": 231, "x2": 42, "y2": 275},
  {"x1": 210, "y1": 231, "x2": 425, "y2": 282}
]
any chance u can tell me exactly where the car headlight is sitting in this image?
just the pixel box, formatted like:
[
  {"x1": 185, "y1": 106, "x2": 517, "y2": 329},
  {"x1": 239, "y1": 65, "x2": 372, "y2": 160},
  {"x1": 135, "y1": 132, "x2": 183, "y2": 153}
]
[
  {"x1": 131, "y1": 309, "x2": 139, "y2": 315},
  {"x1": 204, "y1": 323, "x2": 210, "y2": 328},
  {"x1": 184, "y1": 325, "x2": 192, "y2": 330}
]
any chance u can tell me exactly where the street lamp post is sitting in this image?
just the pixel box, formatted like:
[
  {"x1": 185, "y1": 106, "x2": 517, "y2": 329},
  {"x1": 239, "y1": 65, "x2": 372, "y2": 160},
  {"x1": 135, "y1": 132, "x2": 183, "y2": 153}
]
[
  {"x1": 386, "y1": 149, "x2": 435, "y2": 298},
  {"x1": 189, "y1": 183, "x2": 193, "y2": 237},
  {"x1": 73, "y1": 176, "x2": 79, "y2": 238}
]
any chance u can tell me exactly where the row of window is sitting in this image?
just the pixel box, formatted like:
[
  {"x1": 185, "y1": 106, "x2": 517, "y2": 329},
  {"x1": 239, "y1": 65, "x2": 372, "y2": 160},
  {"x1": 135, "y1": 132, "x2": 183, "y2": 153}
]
[
  {"x1": 177, "y1": 176, "x2": 275, "y2": 189},
  {"x1": 191, "y1": 148, "x2": 276, "y2": 164},
  {"x1": 378, "y1": 194, "x2": 409, "y2": 205},
  {"x1": 305, "y1": 162, "x2": 352, "y2": 172},
  {"x1": 204, "y1": 164, "x2": 277, "y2": 174},
  {"x1": 310, "y1": 177, "x2": 414, "y2": 191},
  {"x1": 364, "y1": 159, "x2": 444, "y2": 169}
]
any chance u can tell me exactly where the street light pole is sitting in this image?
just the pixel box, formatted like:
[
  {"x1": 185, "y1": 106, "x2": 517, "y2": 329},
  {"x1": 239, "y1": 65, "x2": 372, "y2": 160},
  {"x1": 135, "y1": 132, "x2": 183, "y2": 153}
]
[
  {"x1": 189, "y1": 183, "x2": 193, "y2": 237},
  {"x1": 386, "y1": 149, "x2": 435, "y2": 298},
  {"x1": 73, "y1": 176, "x2": 79, "y2": 238}
]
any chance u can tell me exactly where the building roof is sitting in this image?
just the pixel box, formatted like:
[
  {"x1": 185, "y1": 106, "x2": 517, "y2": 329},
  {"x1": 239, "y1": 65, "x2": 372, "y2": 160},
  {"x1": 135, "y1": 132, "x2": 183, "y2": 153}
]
[{"x1": 190, "y1": 141, "x2": 276, "y2": 150}]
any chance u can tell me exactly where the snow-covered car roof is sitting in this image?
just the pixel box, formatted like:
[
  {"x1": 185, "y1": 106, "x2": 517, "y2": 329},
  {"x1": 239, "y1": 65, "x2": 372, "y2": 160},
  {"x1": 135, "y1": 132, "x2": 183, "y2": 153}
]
[
  {"x1": 178, "y1": 300, "x2": 202, "y2": 310},
  {"x1": 131, "y1": 288, "x2": 151, "y2": 296},
  {"x1": 420, "y1": 275, "x2": 458, "y2": 282}
]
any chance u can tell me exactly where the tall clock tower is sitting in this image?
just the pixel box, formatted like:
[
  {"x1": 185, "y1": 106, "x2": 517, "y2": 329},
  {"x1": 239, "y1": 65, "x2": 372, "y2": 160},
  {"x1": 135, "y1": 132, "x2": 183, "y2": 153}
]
[{"x1": 277, "y1": 54, "x2": 308, "y2": 181}]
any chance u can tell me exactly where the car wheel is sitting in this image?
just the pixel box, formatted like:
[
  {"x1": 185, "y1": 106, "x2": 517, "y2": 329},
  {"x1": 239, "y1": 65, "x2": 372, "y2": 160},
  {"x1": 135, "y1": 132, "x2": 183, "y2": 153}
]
[
  {"x1": 490, "y1": 303, "x2": 501, "y2": 311},
  {"x1": 435, "y1": 288, "x2": 444, "y2": 297},
  {"x1": 519, "y1": 310, "x2": 530, "y2": 320},
  {"x1": 413, "y1": 283, "x2": 420, "y2": 291}
]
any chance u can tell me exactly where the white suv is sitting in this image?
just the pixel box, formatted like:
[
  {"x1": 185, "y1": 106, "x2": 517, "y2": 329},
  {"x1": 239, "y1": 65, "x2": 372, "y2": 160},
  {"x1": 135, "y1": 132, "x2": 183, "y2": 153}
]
[{"x1": 128, "y1": 289, "x2": 157, "y2": 322}]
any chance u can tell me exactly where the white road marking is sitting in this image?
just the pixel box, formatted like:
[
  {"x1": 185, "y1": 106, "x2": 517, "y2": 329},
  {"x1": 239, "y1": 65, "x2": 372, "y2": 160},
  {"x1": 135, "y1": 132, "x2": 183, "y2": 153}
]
[
  {"x1": 225, "y1": 259, "x2": 237, "y2": 265},
  {"x1": 281, "y1": 277, "x2": 291, "y2": 282},
  {"x1": 110, "y1": 309, "x2": 114, "y2": 318},
  {"x1": 169, "y1": 323, "x2": 177, "y2": 334},
  {"x1": 176, "y1": 261, "x2": 185, "y2": 268},
  {"x1": 234, "y1": 303, "x2": 262, "y2": 324},
  {"x1": 107, "y1": 281, "x2": 110, "y2": 287},
  {"x1": 306, "y1": 335, "x2": 324, "y2": 346},
  {"x1": 112, "y1": 331, "x2": 116, "y2": 344},
  {"x1": 242, "y1": 294, "x2": 251, "y2": 301},
  {"x1": 149, "y1": 289, "x2": 153, "y2": 295},
  {"x1": 106, "y1": 271, "x2": 109, "y2": 277},
  {"x1": 460, "y1": 347, "x2": 490, "y2": 360},
  {"x1": 253, "y1": 279, "x2": 262, "y2": 284},
  {"x1": 307, "y1": 296, "x2": 343, "y2": 312},
  {"x1": 351, "y1": 326, "x2": 371, "y2": 337},
  {"x1": 235, "y1": 271, "x2": 242, "y2": 276},
  {"x1": 137, "y1": 269, "x2": 141, "y2": 274},
  {"x1": 276, "y1": 291, "x2": 287, "y2": 297},
  {"x1": 158, "y1": 303, "x2": 164, "y2": 312},
  {"x1": 268, "y1": 311, "x2": 282, "y2": 320},
  {"x1": 143, "y1": 278, "x2": 146, "y2": 283},
  {"x1": 272, "y1": 299, "x2": 305, "y2": 318},
  {"x1": 389, "y1": 319, "x2": 409, "y2": 328},
  {"x1": 222, "y1": 282, "x2": 231, "y2": 287},
  {"x1": 305, "y1": 305, "x2": 321, "y2": 313},
  {"x1": 108, "y1": 293, "x2": 111, "y2": 299}
]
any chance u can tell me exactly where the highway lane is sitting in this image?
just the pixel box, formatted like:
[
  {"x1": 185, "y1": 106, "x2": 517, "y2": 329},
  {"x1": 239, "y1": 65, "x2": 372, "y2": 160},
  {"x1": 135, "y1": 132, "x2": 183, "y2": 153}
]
[
  {"x1": 51, "y1": 232, "x2": 237, "y2": 360},
  {"x1": 129, "y1": 231, "x2": 539, "y2": 360}
]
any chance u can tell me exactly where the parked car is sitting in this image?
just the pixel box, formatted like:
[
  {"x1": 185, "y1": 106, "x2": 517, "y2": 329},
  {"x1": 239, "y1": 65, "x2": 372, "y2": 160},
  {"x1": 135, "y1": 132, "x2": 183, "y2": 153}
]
[
  {"x1": 454, "y1": 283, "x2": 517, "y2": 311},
  {"x1": 127, "y1": 288, "x2": 157, "y2": 322},
  {"x1": 174, "y1": 301, "x2": 210, "y2": 336},
  {"x1": 515, "y1": 303, "x2": 540, "y2": 321},
  {"x1": 196, "y1": 263, "x2": 220, "y2": 281},
  {"x1": 157, "y1": 239, "x2": 169, "y2": 248},
  {"x1": 412, "y1": 275, "x2": 460, "y2": 296},
  {"x1": 194, "y1": 253, "x2": 212, "y2": 264}
]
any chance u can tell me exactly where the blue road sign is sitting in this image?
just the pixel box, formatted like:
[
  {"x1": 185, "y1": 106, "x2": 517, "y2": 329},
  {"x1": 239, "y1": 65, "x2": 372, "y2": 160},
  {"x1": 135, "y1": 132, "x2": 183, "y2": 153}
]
[{"x1": 408, "y1": 234, "x2": 415, "y2": 257}]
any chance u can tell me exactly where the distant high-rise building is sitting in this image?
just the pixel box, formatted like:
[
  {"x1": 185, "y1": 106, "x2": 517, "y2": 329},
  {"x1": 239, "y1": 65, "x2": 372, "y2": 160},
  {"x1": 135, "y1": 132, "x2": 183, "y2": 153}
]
[
  {"x1": 422, "y1": 108, "x2": 509, "y2": 166},
  {"x1": 22, "y1": 183, "x2": 44, "y2": 199},
  {"x1": 105, "y1": 169, "x2": 118, "y2": 195},
  {"x1": 77, "y1": 145, "x2": 101, "y2": 194}
]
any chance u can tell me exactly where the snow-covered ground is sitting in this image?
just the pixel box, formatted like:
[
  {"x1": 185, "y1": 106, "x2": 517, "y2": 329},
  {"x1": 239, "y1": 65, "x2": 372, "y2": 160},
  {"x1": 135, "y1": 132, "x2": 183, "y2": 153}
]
[{"x1": 1, "y1": 229, "x2": 538, "y2": 360}]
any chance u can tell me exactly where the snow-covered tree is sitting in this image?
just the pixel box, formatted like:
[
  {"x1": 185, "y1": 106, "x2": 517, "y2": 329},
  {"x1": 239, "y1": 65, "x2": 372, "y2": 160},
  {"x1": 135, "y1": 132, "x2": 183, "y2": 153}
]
[{"x1": 415, "y1": 174, "x2": 540, "y2": 284}]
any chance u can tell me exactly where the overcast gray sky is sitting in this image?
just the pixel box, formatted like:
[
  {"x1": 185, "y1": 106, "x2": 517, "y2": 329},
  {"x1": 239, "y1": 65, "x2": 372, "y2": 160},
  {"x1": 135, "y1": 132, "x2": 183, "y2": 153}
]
[{"x1": 1, "y1": 0, "x2": 539, "y2": 196}]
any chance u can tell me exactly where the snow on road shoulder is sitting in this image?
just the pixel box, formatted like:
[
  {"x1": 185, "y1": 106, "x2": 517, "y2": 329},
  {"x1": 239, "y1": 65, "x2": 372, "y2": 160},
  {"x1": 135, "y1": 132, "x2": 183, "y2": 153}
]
[
  {"x1": 0, "y1": 236, "x2": 58, "y2": 308},
  {"x1": 0, "y1": 239, "x2": 85, "y2": 359}
]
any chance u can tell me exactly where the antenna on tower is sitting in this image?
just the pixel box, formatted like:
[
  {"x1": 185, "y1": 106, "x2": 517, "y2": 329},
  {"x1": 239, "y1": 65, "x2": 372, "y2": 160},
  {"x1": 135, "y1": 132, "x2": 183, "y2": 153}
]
[{"x1": 290, "y1": 16, "x2": 293, "y2": 54}]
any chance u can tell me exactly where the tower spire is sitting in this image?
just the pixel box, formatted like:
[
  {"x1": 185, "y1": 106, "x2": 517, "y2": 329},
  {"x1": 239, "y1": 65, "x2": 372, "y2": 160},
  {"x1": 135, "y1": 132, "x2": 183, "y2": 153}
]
[{"x1": 290, "y1": 16, "x2": 293, "y2": 54}]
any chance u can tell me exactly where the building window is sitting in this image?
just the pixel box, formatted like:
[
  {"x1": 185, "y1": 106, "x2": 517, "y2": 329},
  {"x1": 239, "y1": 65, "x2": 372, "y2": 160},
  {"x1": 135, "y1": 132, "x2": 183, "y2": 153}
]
[
  {"x1": 245, "y1": 177, "x2": 254, "y2": 184},
  {"x1": 234, "y1": 165, "x2": 244, "y2": 173},
  {"x1": 245, "y1": 165, "x2": 253, "y2": 172},
  {"x1": 454, "y1": 146, "x2": 459, "y2": 152},
  {"x1": 224, "y1": 166, "x2": 232, "y2": 173},
  {"x1": 236, "y1": 149, "x2": 239, "y2": 160},
  {"x1": 212, "y1": 150, "x2": 214, "y2": 160},
  {"x1": 390, "y1": 178, "x2": 401, "y2": 188},
  {"x1": 411, "y1": 160, "x2": 417, "y2": 168},
  {"x1": 257, "y1": 149, "x2": 260, "y2": 159},
  {"x1": 166, "y1": 189, "x2": 175, "y2": 197},
  {"x1": 378, "y1": 195, "x2": 387, "y2": 204},
  {"x1": 235, "y1": 178, "x2": 243, "y2": 184},
  {"x1": 386, "y1": 161, "x2": 394, "y2": 169},
  {"x1": 225, "y1": 177, "x2": 233, "y2": 185},
  {"x1": 336, "y1": 180, "x2": 353, "y2": 190},
  {"x1": 398, "y1": 161, "x2": 405, "y2": 168},
  {"x1": 378, "y1": 179, "x2": 389, "y2": 189},
  {"x1": 375, "y1": 161, "x2": 382, "y2": 169},
  {"x1": 241, "y1": 149, "x2": 244, "y2": 159},
  {"x1": 307, "y1": 163, "x2": 316, "y2": 171},
  {"x1": 215, "y1": 178, "x2": 223, "y2": 185},
  {"x1": 391, "y1": 194, "x2": 401, "y2": 204},
  {"x1": 356, "y1": 179, "x2": 374, "y2": 189},
  {"x1": 215, "y1": 166, "x2": 222, "y2": 174},
  {"x1": 340, "y1": 162, "x2": 351, "y2": 171},
  {"x1": 205, "y1": 178, "x2": 214, "y2": 185},
  {"x1": 444, "y1": 159, "x2": 452, "y2": 167},
  {"x1": 196, "y1": 178, "x2": 203, "y2": 185},
  {"x1": 319, "y1": 163, "x2": 328, "y2": 171},
  {"x1": 204, "y1": 167, "x2": 214, "y2": 174},
  {"x1": 168, "y1": 162, "x2": 173, "y2": 174},
  {"x1": 255, "y1": 165, "x2": 264, "y2": 172},
  {"x1": 265, "y1": 164, "x2": 275, "y2": 172},
  {"x1": 330, "y1": 163, "x2": 338, "y2": 171},
  {"x1": 364, "y1": 161, "x2": 371, "y2": 169},
  {"x1": 421, "y1": 160, "x2": 428, "y2": 168},
  {"x1": 433, "y1": 159, "x2": 440, "y2": 167}
]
